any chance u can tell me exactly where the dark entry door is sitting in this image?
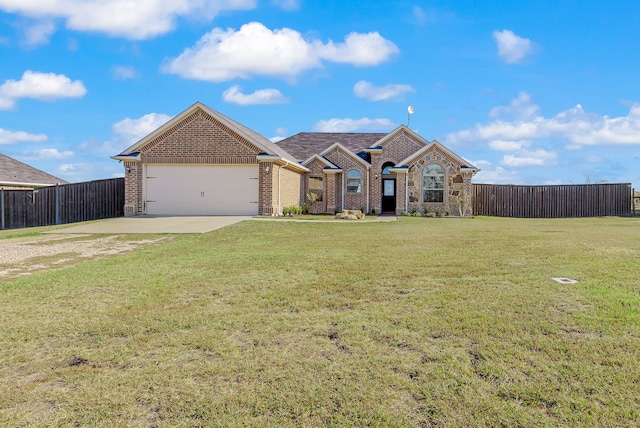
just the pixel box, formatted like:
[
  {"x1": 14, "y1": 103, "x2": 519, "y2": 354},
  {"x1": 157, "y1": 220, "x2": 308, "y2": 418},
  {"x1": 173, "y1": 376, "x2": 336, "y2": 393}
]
[{"x1": 381, "y1": 178, "x2": 396, "y2": 213}]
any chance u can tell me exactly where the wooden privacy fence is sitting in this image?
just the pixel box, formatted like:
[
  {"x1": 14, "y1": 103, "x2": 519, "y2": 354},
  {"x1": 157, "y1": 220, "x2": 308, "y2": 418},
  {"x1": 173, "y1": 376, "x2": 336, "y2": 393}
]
[
  {"x1": 1, "y1": 178, "x2": 124, "y2": 230},
  {"x1": 472, "y1": 183, "x2": 633, "y2": 218}
]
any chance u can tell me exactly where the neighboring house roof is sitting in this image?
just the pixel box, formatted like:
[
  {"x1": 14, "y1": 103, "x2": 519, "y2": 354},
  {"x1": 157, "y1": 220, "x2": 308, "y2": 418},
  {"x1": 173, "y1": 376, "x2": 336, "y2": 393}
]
[
  {"x1": 0, "y1": 153, "x2": 67, "y2": 188},
  {"x1": 113, "y1": 101, "x2": 306, "y2": 170},
  {"x1": 276, "y1": 132, "x2": 387, "y2": 162}
]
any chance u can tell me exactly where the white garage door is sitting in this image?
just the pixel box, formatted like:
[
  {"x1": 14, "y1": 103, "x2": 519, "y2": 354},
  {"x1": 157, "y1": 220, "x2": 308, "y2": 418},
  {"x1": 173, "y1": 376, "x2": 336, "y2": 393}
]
[{"x1": 145, "y1": 165, "x2": 259, "y2": 215}]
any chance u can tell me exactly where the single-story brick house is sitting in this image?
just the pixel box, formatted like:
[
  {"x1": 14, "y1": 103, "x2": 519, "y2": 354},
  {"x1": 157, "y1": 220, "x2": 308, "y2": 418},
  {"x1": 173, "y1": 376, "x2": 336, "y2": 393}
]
[
  {"x1": 113, "y1": 102, "x2": 479, "y2": 216},
  {"x1": 0, "y1": 153, "x2": 67, "y2": 190}
]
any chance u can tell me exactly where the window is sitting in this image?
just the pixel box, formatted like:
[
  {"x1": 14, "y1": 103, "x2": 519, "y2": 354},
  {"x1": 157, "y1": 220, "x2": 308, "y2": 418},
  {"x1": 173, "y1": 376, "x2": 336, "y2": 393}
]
[
  {"x1": 423, "y1": 163, "x2": 445, "y2": 203},
  {"x1": 309, "y1": 176, "x2": 323, "y2": 202},
  {"x1": 346, "y1": 169, "x2": 362, "y2": 193}
]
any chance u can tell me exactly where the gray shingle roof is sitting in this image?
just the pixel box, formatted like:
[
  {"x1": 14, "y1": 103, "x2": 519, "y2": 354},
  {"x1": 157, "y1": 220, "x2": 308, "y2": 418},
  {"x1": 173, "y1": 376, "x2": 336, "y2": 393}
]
[
  {"x1": 275, "y1": 132, "x2": 387, "y2": 162},
  {"x1": 0, "y1": 153, "x2": 67, "y2": 186}
]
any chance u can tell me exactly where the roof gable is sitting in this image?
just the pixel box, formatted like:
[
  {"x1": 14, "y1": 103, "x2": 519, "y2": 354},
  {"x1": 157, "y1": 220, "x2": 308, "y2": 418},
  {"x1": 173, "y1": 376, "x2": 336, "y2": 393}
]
[
  {"x1": 397, "y1": 140, "x2": 478, "y2": 170},
  {"x1": 302, "y1": 154, "x2": 340, "y2": 169},
  {"x1": 370, "y1": 125, "x2": 428, "y2": 149},
  {"x1": 320, "y1": 142, "x2": 371, "y2": 168},
  {"x1": 114, "y1": 102, "x2": 301, "y2": 167},
  {"x1": 0, "y1": 153, "x2": 67, "y2": 187}
]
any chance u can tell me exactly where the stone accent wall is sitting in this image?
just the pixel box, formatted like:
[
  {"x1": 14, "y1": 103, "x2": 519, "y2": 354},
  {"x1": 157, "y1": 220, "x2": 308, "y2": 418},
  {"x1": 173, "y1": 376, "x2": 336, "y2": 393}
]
[
  {"x1": 405, "y1": 148, "x2": 469, "y2": 216},
  {"x1": 394, "y1": 172, "x2": 407, "y2": 215}
]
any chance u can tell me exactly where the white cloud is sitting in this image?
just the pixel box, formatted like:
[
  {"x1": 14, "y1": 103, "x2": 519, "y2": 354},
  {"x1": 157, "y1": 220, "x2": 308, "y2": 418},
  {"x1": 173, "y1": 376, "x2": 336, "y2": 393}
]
[
  {"x1": 22, "y1": 20, "x2": 56, "y2": 47},
  {"x1": 112, "y1": 113, "x2": 172, "y2": 140},
  {"x1": 0, "y1": 70, "x2": 87, "y2": 110},
  {"x1": 353, "y1": 80, "x2": 415, "y2": 102},
  {"x1": 222, "y1": 85, "x2": 290, "y2": 106},
  {"x1": 163, "y1": 22, "x2": 399, "y2": 82},
  {"x1": 412, "y1": 6, "x2": 428, "y2": 25},
  {"x1": 502, "y1": 149, "x2": 557, "y2": 167},
  {"x1": 272, "y1": 0, "x2": 299, "y2": 11},
  {"x1": 0, "y1": 128, "x2": 48, "y2": 144},
  {"x1": 473, "y1": 164, "x2": 522, "y2": 184},
  {"x1": 269, "y1": 127, "x2": 288, "y2": 142},
  {"x1": 493, "y1": 29, "x2": 533, "y2": 64},
  {"x1": 0, "y1": 0, "x2": 257, "y2": 40},
  {"x1": 447, "y1": 94, "x2": 640, "y2": 147},
  {"x1": 112, "y1": 65, "x2": 137, "y2": 80},
  {"x1": 488, "y1": 139, "x2": 530, "y2": 151},
  {"x1": 489, "y1": 91, "x2": 539, "y2": 120},
  {"x1": 24, "y1": 148, "x2": 74, "y2": 160},
  {"x1": 81, "y1": 112, "x2": 173, "y2": 155},
  {"x1": 312, "y1": 117, "x2": 395, "y2": 132},
  {"x1": 316, "y1": 31, "x2": 399, "y2": 66}
]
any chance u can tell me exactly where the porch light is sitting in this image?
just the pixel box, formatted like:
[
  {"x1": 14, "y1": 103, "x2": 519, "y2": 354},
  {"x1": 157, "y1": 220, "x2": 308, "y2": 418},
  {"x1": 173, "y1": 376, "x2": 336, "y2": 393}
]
[{"x1": 265, "y1": 165, "x2": 270, "y2": 174}]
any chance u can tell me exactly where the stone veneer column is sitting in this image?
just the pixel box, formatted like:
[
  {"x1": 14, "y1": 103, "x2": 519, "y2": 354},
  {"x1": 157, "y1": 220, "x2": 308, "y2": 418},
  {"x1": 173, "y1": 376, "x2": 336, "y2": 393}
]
[
  {"x1": 462, "y1": 172, "x2": 473, "y2": 217},
  {"x1": 394, "y1": 171, "x2": 407, "y2": 215}
]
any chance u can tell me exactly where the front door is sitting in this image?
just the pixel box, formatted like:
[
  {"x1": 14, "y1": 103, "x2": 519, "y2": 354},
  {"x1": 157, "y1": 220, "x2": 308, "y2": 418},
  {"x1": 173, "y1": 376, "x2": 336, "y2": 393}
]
[{"x1": 381, "y1": 178, "x2": 396, "y2": 213}]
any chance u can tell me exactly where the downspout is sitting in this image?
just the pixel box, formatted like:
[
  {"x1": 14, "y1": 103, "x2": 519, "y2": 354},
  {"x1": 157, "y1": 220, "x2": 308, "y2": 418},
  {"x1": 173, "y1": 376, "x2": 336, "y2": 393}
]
[{"x1": 405, "y1": 174, "x2": 409, "y2": 213}]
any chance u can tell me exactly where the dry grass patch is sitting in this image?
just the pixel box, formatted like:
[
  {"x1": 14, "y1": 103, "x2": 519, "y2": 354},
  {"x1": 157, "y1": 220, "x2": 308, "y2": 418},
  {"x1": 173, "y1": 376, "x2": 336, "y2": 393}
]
[{"x1": 1, "y1": 217, "x2": 639, "y2": 426}]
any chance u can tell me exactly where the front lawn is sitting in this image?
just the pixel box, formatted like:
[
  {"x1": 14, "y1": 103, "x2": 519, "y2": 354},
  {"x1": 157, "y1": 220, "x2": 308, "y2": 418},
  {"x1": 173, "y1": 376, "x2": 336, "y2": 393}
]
[{"x1": 1, "y1": 217, "x2": 639, "y2": 426}]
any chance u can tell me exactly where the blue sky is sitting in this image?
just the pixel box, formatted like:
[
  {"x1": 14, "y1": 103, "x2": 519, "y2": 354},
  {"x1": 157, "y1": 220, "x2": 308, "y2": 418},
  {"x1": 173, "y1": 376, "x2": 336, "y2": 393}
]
[{"x1": 1, "y1": 0, "x2": 639, "y2": 187}]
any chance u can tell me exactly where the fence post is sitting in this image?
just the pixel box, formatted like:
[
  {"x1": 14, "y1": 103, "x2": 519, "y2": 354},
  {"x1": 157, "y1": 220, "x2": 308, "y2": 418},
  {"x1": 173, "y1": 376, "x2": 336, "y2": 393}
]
[
  {"x1": 1, "y1": 187, "x2": 4, "y2": 230},
  {"x1": 55, "y1": 183, "x2": 60, "y2": 225}
]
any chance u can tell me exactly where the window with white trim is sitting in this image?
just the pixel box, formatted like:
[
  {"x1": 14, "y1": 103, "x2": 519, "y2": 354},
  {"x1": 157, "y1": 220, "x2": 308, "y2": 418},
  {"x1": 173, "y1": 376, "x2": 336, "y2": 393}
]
[
  {"x1": 422, "y1": 163, "x2": 445, "y2": 203},
  {"x1": 346, "y1": 169, "x2": 362, "y2": 194},
  {"x1": 309, "y1": 176, "x2": 324, "y2": 202}
]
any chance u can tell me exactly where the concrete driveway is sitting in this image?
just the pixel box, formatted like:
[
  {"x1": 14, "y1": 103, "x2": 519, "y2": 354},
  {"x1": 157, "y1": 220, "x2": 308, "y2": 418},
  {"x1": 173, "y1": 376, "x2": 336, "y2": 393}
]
[{"x1": 48, "y1": 216, "x2": 252, "y2": 234}]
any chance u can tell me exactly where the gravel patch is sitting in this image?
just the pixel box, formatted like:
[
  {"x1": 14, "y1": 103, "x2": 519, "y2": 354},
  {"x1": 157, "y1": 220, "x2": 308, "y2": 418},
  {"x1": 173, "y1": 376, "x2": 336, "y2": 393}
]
[{"x1": 0, "y1": 234, "x2": 167, "y2": 277}]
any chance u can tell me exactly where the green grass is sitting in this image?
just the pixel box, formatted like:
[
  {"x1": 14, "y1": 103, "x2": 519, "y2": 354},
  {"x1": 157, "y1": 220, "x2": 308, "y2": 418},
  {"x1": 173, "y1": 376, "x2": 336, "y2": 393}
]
[{"x1": 1, "y1": 216, "x2": 639, "y2": 427}]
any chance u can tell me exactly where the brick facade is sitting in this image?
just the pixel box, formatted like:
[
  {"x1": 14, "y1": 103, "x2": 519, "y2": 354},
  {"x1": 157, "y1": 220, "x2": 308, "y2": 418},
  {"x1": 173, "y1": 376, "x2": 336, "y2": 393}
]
[
  {"x1": 294, "y1": 128, "x2": 478, "y2": 216},
  {"x1": 114, "y1": 102, "x2": 477, "y2": 217}
]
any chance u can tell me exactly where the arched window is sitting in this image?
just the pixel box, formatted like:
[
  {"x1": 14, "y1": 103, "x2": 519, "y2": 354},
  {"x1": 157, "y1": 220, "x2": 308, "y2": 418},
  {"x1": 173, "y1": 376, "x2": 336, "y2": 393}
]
[
  {"x1": 423, "y1": 163, "x2": 445, "y2": 203},
  {"x1": 346, "y1": 169, "x2": 362, "y2": 194}
]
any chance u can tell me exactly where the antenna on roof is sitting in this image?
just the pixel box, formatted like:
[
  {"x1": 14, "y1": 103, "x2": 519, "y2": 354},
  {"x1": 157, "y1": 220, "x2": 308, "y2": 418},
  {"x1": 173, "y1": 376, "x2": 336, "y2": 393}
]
[{"x1": 407, "y1": 105, "x2": 414, "y2": 127}]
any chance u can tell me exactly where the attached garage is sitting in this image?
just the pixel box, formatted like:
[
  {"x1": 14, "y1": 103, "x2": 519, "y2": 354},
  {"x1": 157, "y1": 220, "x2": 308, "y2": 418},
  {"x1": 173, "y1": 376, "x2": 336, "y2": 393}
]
[
  {"x1": 112, "y1": 102, "x2": 308, "y2": 216},
  {"x1": 145, "y1": 165, "x2": 259, "y2": 215}
]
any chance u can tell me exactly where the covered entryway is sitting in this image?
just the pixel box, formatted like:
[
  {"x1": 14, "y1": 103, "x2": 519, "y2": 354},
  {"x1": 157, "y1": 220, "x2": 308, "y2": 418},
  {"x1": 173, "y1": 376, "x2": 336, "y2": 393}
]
[
  {"x1": 381, "y1": 162, "x2": 396, "y2": 213},
  {"x1": 145, "y1": 164, "x2": 259, "y2": 215},
  {"x1": 381, "y1": 178, "x2": 396, "y2": 213}
]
